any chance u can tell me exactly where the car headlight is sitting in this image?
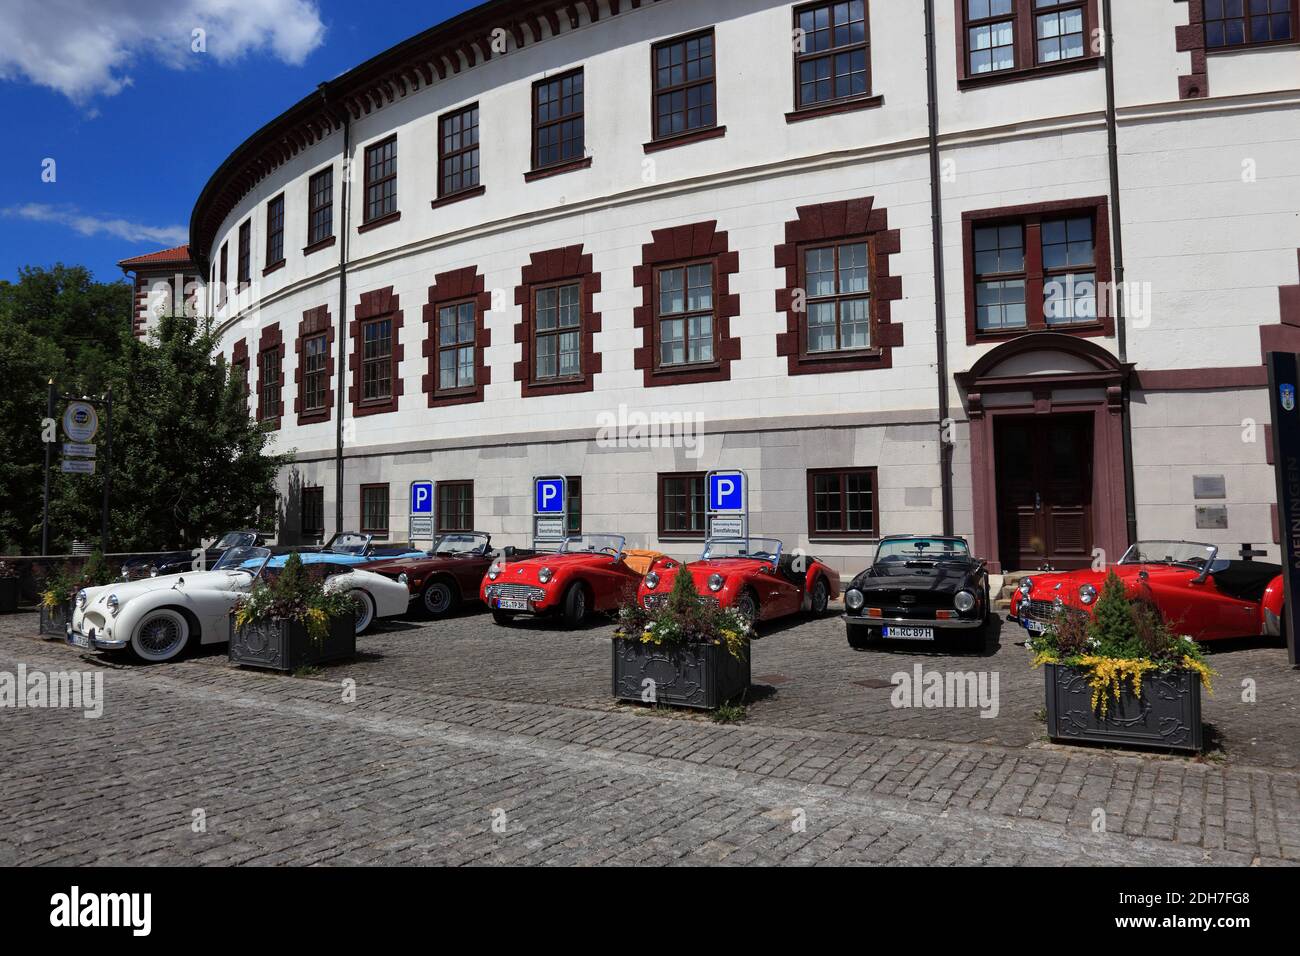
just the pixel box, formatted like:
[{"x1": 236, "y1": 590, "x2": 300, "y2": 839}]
[
  {"x1": 1018, "y1": 578, "x2": 1032, "y2": 596},
  {"x1": 488, "y1": 565, "x2": 500, "y2": 580},
  {"x1": 76, "y1": 589, "x2": 88, "y2": 610},
  {"x1": 150, "y1": 568, "x2": 159, "y2": 578},
  {"x1": 645, "y1": 572, "x2": 659, "y2": 590},
  {"x1": 846, "y1": 588, "x2": 865, "y2": 611},
  {"x1": 107, "y1": 594, "x2": 120, "y2": 616},
  {"x1": 707, "y1": 573, "x2": 724, "y2": 592},
  {"x1": 397, "y1": 573, "x2": 408, "y2": 586},
  {"x1": 539, "y1": 567, "x2": 553, "y2": 584},
  {"x1": 954, "y1": 590, "x2": 976, "y2": 613},
  {"x1": 1079, "y1": 584, "x2": 1097, "y2": 605}
]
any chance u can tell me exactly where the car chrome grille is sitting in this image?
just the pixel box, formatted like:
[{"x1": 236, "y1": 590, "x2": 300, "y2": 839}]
[
  {"x1": 643, "y1": 594, "x2": 718, "y2": 609},
  {"x1": 487, "y1": 584, "x2": 545, "y2": 602},
  {"x1": 1022, "y1": 599, "x2": 1084, "y2": 622}
]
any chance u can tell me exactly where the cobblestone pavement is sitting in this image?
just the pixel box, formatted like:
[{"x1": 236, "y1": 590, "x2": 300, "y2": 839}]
[{"x1": 0, "y1": 608, "x2": 1297, "y2": 865}]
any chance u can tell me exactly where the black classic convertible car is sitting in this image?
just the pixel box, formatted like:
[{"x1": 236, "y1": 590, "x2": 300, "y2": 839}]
[
  {"x1": 842, "y1": 535, "x2": 990, "y2": 649},
  {"x1": 119, "y1": 530, "x2": 266, "y2": 579}
]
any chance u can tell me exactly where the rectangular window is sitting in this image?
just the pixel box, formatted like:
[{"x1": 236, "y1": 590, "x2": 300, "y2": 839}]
[
  {"x1": 265, "y1": 194, "x2": 284, "y2": 268},
  {"x1": 364, "y1": 136, "x2": 397, "y2": 223},
  {"x1": 436, "y1": 481, "x2": 474, "y2": 533},
  {"x1": 308, "y1": 168, "x2": 333, "y2": 245},
  {"x1": 436, "y1": 301, "x2": 476, "y2": 392},
  {"x1": 218, "y1": 242, "x2": 228, "y2": 306},
  {"x1": 803, "y1": 240, "x2": 871, "y2": 353},
  {"x1": 439, "y1": 105, "x2": 480, "y2": 198},
  {"x1": 1206, "y1": 0, "x2": 1295, "y2": 48},
  {"x1": 258, "y1": 348, "x2": 281, "y2": 421},
  {"x1": 301, "y1": 487, "x2": 325, "y2": 537},
  {"x1": 1041, "y1": 215, "x2": 1096, "y2": 325},
  {"x1": 533, "y1": 282, "x2": 582, "y2": 381},
  {"x1": 566, "y1": 476, "x2": 582, "y2": 535},
  {"x1": 360, "y1": 484, "x2": 389, "y2": 538},
  {"x1": 656, "y1": 263, "x2": 715, "y2": 367},
  {"x1": 1034, "y1": 0, "x2": 1087, "y2": 63},
  {"x1": 973, "y1": 224, "x2": 1027, "y2": 332},
  {"x1": 808, "y1": 468, "x2": 877, "y2": 536},
  {"x1": 237, "y1": 220, "x2": 251, "y2": 288},
  {"x1": 652, "y1": 29, "x2": 717, "y2": 139},
  {"x1": 962, "y1": 0, "x2": 1098, "y2": 80},
  {"x1": 361, "y1": 318, "x2": 392, "y2": 404},
  {"x1": 302, "y1": 333, "x2": 329, "y2": 411},
  {"x1": 658, "y1": 473, "x2": 706, "y2": 538},
  {"x1": 794, "y1": 1, "x2": 869, "y2": 108},
  {"x1": 533, "y1": 69, "x2": 584, "y2": 169}
]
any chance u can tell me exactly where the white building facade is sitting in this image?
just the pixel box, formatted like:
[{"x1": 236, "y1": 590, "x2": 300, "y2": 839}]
[{"x1": 161, "y1": 0, "x2": 1300, "y2": 574}]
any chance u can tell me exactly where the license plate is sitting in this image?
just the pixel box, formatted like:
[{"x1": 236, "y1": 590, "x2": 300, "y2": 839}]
[
  {"x1": 69, "y1": 631, "x2": 91, "y2": 649},
  {"x1": 498, "y1": 599, "x2": 528, "y2": 611},
  {"x1": 883, "y1": 626, "x2": 934, "y2": 641},
  {"x1": 1024, "y1": 619, "x2": 1049, "y2": 633}
]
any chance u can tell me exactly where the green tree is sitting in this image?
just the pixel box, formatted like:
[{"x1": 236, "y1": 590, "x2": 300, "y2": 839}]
[
  {"x1": 1087, "y1": 571, "x2": 1140, "y2": 658},
  {"x1": 0, "y1": 314, "x2": 64, "y2": 551}
]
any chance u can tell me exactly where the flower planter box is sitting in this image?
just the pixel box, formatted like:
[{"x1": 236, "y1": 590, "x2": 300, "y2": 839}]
[
  {"x1": 0, "y1": 579, "x2": 18, "y2": 614},
  {"x1": 1043, "y1": 662, "x2": 1203, "y2": 753},
  {"x1": 611, "y1": 636, "x2": 750, "y2": 710},
  {"x1": 39, "y1": 601, "x2": 71, "y2": 638},
  {"x1": 228, "y1": 612, "x2": 355, "y2": 673}
]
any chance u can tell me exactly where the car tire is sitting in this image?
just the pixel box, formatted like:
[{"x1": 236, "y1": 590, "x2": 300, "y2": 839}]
[
  {"x1": 348, "y1": 590, "x2": 375, "y2": 634},
  {"x1": 846, "y1": 627, "x2": 874, "y2": 651},
  {"x1": 735, "y1": 589, "x2": 759, "y2": 623},
  {"x1": 561, "y1": 583, "x2": 588, "y2": 628},
  {"x1": 810, "y1": 577, "x2": 830, "y2": 616},
  {"x1": 130, "y1": 608, "x2": 191, "y2": 663},
  {"x1": 420, "y1": 578, "x2": 458, "y2": 617},
  {"x1": 491, "y1": 610, "x2": 516, "y2": 626}
]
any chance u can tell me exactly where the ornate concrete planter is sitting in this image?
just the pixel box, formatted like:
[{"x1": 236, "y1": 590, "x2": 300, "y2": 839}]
[
  {"x1": 229, "y1": 612, "x2": 355, "y2": 673},
  {"x1": 1044, "y1": 662, "x2": 1203, "y2": 753},
  {"x1": 611, "y1": 637, "x2": 749, "y2": 710},
  {"x1": 39, "y1": 601, "x2": 71, "y2": 638},
  {"x1": 0, "y1": 578, "x2": 18, "y2": 613}
]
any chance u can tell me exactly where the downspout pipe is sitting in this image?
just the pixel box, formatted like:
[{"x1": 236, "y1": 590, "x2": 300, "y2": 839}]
[
  {"x1": 321, "y1": 83, "x2": 352, "y2": 537},
  {"x1": 1102, "y1": 0, "x2": 1139, "y2": 548},
  {"x1": 924, "y1": 0, "x2": 954, "y2": 536}
]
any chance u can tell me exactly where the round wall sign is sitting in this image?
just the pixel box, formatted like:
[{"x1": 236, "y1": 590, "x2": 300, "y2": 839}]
[{"x1": 63, "y1": 401, "x2": 99, "y2": 443}]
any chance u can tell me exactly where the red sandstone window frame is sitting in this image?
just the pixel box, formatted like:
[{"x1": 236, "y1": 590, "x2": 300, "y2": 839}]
[{"x1": 1203, "y1": 0, "x2": 1298, "y2": 51}]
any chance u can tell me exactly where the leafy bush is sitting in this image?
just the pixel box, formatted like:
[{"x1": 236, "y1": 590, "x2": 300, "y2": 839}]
[
  {"x1": 616, "y1": 563, "x2": 751, "y2": 661},
  {"x1": 234, "y1": 553, "x2": 357, "y2": 643},
  {"x1": 1029, "y1": 570, "x2": 1213, "y2": 715}
]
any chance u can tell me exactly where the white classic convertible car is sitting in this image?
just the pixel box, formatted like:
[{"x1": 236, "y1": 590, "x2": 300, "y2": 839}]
[{"x1": 67, "y1": 546, "x2": 411, "y2": 662}]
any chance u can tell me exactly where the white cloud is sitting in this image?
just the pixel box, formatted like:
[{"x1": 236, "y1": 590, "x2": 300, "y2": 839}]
[
  {"x1": 3, "y1": 203, "x2": 188, "y2": 246},
  {"x1": 0, "y1": 0, "x2": 326, "y2": 102}
]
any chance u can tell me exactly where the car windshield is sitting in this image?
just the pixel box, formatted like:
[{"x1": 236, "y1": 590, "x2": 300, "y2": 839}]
[
  {"x1": 875, "y1": 537, "x2": 970, "y2": 563},
  {"x1": 215, "y1": 546, "x2": 272, "y2": 577},
  {"x1": 1119, "y1": 541, "x2": 1217, "y2": 570},
  {"x1": 213, "y1": 532, "x2": 255, "y2": 550},
  {"x1": 702, "y1": 538, "x2": 783, "y2": 562},
  {"x1": 559, "y1": 534, "x2": 625, "y2": 558},
  {"x1": 325, "y1": 532, "x2": 371, "y2": 555},
  {"x1": 432, "y1": 533, "x2": 489, "y2": 556}
]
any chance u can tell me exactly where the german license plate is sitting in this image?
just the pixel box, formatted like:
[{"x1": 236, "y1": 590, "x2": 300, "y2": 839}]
[
  {"x1": 498, "y1": 599, "x2": 528, "y2": 611},
  {"x1": 883, "y1": 626, "x2": 934, "y2": 640},
  {"x1": 68, "y1": 630, "x2": 91, "y2": 649},
  {"x1": 1024, "y1": 619, "x2": 1049, "y2": 633}
]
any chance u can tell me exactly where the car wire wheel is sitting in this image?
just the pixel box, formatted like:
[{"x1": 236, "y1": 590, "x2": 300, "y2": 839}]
[
  {"x1": 131, "y1": 609, "x2": 190, "y2": 662},
  {"x1": 811, "y1": 578, "x2": 829, "y2": 614},
  {"x1": 348, "y1": 590, "x2": 375, "y2": 634},
  {"x1": 735, "y1": 590, "x2": 758, "y2": 622}
]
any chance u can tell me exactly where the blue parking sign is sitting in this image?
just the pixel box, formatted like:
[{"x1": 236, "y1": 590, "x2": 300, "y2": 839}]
[
  {"x1": 535, "y1": 477, "x2": 565, "y2": 514},
  {"x1": 410, "y1": 482, "x2": 434, "y2": 514},
  {"x1": 709, "y1": 471, "x2": 745, "y2": 513}
]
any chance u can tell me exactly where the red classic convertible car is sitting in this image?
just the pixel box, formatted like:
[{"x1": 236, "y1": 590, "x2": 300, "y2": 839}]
[
  {"x1": 1010, "y1": 540, "x2": 1285, "y2": 642},
  {"x1": 480, "y1": 534, "x2": 664, "y2": 627},
  {"x1": 637, "y1": 537, "x2": 840, "y2": 623},
  {"x1": 367, "y1": 532, "x2": 534, "y2": 617}
]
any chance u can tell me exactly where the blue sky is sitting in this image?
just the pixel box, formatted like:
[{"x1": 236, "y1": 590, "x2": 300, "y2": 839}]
[{"x1": 0, "y1": 0, "x2": 480, "y2": 284}]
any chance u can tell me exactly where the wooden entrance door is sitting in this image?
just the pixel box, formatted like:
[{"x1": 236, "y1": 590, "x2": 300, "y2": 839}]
[{"x1": 995, "y1": 415, "x2": 1094, "y2": 570}]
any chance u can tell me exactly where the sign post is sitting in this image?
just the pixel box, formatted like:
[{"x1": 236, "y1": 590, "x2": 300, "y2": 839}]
[
  {"x1": 409, "y1": 481, "x2": 435, "y2": 543},
  {"x1": 44, "y1": 389, "x2": 111, "y2": 555},
  {"x1": 1265, "y1": 351, "x2": 1300, "y2": 667},
  {"x1": 533, "y1": 476, "x2": 567, "y2": 545},
  {"x1": 706, "y1": 470, "x2": 748, "y2": 540}
]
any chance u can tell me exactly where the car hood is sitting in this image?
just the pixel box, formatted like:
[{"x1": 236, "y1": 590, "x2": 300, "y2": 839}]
[
  {"x1": 369, "y1": 553, "x2": 484, "y2": 572},
  {"x1": 1022, "y1": 564, "x2": 1193, "y2": 600},
  {"x1": 82, "y1": 569, "x2": 250, "y2": 604},
  {"x1": 852, "y1": 561, "x2": 975, "y2": 591}
]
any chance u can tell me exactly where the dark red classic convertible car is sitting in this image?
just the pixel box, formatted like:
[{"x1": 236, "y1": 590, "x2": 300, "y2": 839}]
[
  {"x1": 368, "y1": 532, "x2": 533, "y2": 617},
  {"x1": 637, "y1": 537, "x2": 840, "y2": 623},
  {"x1": 1010, "y1": 540, "x2": 1285, "y2": 642},
  {"x1": 480, "y1": 534, "x2": 664, "y2": 627}
]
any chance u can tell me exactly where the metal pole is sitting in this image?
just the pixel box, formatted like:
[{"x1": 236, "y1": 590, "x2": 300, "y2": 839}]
[
  {"x1": 41, "y1": 380, "x2": 54, "y2": 555},
  {"x1": 101, "y1": 388, "x2": 112, "y2": 554},
  {"x1": 332, "y1": 93, "x2": 352, "y2": 537}
]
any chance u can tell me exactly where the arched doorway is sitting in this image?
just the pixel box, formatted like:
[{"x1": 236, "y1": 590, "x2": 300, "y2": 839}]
[{"x1": 956, "y1": 333, "x2": 1132, "y2": 573}]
